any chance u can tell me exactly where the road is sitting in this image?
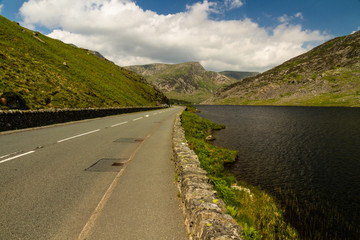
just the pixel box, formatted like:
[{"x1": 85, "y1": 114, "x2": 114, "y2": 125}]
[{"x1": 0, "y1": 106, "x2": 188, "y2": 240}]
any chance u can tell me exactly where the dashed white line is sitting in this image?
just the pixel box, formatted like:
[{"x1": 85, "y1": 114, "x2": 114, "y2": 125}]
[
  {"x1": 0, "y1": 151, "x2": 36, "y2": 164},
  {"x1": 132, "y1": 117, "x2": 143, "y2": 121},
  {"x1": 111, "y1": 121, "x2": 128, "y2": 128},
  {"x1": 57, "y1": 129, "x2": 100, "y2": 143},
  {"x1": 145, "y1": 115, "x2": 149, "y2": 118}
]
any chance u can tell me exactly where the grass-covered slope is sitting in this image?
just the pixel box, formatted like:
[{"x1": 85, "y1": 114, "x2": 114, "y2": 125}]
[
  {"x1": 0, "y1": 15, "x2": 168, "y2": 110},
  {"x1": 208, "y1": 31, "x2": 360, "y2": 107}
]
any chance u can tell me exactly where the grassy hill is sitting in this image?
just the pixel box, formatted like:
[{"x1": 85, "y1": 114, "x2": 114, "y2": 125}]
[
  {"x1": 125, "y1": 62, "x2": 235, "y2": 104},
  {"x1": 207, "y1": 31, "x2": 360, "y2": 107},
  {"x1": 0, "y1": 15, "x2": 168, "y2": 110}
]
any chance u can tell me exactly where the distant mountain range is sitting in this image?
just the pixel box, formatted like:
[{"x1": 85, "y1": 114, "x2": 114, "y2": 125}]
[
  {"x1": 0, "y1": 15, "x2": 168, "y2": 110},
  {"x1": 125, "y1": 62, "x2": 257, "y2": 103},
  {"x1": 206, "y1": 31, "x2": 360, "y2": 107},
  {"x1": 219, "y1": 71, "x2": 259, "y2": 81}
]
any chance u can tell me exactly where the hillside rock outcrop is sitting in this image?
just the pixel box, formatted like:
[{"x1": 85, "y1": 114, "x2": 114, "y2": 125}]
[
  {"x1": 125, "y1": 62, "x2": 235, "y2": 103},
  {"x1": 207, "y1": 31, "x2": 360, "y2": 107}
]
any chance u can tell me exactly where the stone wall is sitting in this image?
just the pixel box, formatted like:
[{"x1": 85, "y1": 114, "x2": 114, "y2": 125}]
[
  {"x1": 172, "y1": 113, "x2": 243, "y2": 240},
  {"x1": 0, "y1": 106, "x2": 164, "y2": 132}
]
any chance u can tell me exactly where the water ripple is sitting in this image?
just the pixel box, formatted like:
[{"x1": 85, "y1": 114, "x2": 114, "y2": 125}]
[{"x1": 196, "y1": 105, "x2": 360, "y2": 239}]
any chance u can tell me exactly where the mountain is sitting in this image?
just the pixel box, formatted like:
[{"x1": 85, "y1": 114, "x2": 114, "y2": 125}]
[
  {"x1": 0, "y1": 15, "x2": 168, "y2": 110},
  {"x1": 125, "y1": 62, "x2": 235, "y2": 104},
  {"x1": 206, "y1": 31, "x2": 360, "y2": 107},
  {"x1": 219, "y1": 71, "x2": 259, "y2": 81}
]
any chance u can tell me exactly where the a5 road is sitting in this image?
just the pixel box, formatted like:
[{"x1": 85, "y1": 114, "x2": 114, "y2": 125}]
[{"x1": 0, "y1": 106, "x2": 188, "y2": 240}]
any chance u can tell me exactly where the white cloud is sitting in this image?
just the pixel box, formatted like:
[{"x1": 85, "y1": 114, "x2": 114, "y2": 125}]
[
  {"x1": 295, "y1": 12, "x2": 304, "y2": 20},
  {"x1": 225, "y1": 0, "x2": 244, "y2": 10},
  {"x1": 278, "y1": 12, "x2": 304, "y2": 24},
  {"x1": 20, "y1": 0, "x2": 330, "y2": 72},
  {"x1": 351, "y1": 26, "x2": 360, "y2": 34},
  {"x1": 0, "y1": 4, "x2": 3, "y2": 14}
]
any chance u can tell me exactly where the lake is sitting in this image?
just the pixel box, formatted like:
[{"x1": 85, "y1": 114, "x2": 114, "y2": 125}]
[{"x1": 195, "y1": 105, "x2": 360, "y2": 239}]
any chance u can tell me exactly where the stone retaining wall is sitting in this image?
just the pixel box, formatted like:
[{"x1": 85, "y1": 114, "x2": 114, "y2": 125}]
[
  {"x1": 0, "y1": 106, "x2": 164, "y2": 132},
  {"x1": 172, "y1": 113, "x2": 243, "y2": 240}
]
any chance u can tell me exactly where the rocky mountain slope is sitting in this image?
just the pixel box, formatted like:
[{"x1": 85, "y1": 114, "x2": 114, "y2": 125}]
[
  {"x1": 125, "y1": 62, "x2": 235, "y2": 103},
  {"x1": 219, "y1": 71, "x2": 259, "y2": 81},
  {"x1": 207, "y1": 31, "x2": 360, "y2": 107},
  {"x1": 0, "y1": 15, "x2": 168, "y2": 110}
]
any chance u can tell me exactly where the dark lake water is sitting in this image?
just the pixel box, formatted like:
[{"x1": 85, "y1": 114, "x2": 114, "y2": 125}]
[{"x1": 195, "y1": 105, "x2": 360, "y2": 240}]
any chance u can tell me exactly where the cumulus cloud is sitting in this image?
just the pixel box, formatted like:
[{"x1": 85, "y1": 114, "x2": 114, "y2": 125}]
[
  {"x1": 20, "y1": 0, "x2": 330, "y2": 72},
  {"x1": 225, "y1": 0, "x2": 244, "y2": 10}
]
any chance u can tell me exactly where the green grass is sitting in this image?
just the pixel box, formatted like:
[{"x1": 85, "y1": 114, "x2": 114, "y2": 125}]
[
  {"x1": 217, "y1": 90, "x2": 360, "y2": 107},
  {"x1": 181, "y1": 108, "x2": 299, "y2": 239},
  {"x1": 283, "y1": 72, "x2": 304, "y2": 82},
  {"x1": 0, "y1": 15, "x2": 168, "y2": 109},
  {"x1": 215, "y1": 65, "x2": 360, "y2": 107},
  {"x1": 292, "y1": 92, "x2": 360, "y2": 106}
]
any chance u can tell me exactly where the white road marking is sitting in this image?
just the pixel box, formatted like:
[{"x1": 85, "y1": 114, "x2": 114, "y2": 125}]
[
  {"x1": 145, "y1": 115, "x2": 149, "y2": 118},
  {"x1": 0, "y1": 151, "x2": 35, "y2": 164},
  {"x1": 111, "y1": 121, "x2": 128, "y2": 128},
  {"x1": 57, "y1": 129, "x2": 100, "y2": 143},
  {"x1": 132, "y1": 117, "x2": 143, "y2": 121},
  {"x1": 0, "y1": 153, "x2": 12, "y2": 159}
]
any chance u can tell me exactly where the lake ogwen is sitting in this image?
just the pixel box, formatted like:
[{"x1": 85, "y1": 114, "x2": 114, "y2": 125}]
[{"x1": 195, "y1": 105, "x2": 360, "y2": 239}]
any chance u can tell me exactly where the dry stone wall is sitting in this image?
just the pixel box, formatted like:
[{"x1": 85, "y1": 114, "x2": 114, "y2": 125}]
[
  {"x1": 0, "y1": 106, "x2": 164, "y2": 132},
  {"x1": 172, "y1": 113, "x2": 243, "y2": 240}
]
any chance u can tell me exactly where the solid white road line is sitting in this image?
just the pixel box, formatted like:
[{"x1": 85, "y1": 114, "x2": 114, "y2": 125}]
[
  {"x1": 132, "y1": 117, "x2": 143, "y2": 121},
  {"x1": 57, "y1": 129, "x2": 100, "y2": 143},
  {"x1": 0, "y1": 151, "x2": 36, "y2": 164},
  {"x1": 111, "y1": 121, "x2": 128, "y2": 128}
]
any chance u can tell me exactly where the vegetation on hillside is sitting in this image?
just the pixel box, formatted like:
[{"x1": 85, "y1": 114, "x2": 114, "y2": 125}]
[
  {"x1": 219, "y1": 71, "x2": 259, "y2": 81},
  {"x1": 0, "y1": 15, "x2": 168, "y2": 110},
  {"x1": 181, "y1": 107, "x2": 299, "y2": 239},
  {"x1": 208, "y1": 31, "x2": 360, "y2": 107},
  {"x1": 125, "y1": 62, "x2": 235, "y2": 104}
]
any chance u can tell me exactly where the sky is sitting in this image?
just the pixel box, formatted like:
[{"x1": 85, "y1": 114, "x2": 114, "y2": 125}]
[{"x1": 1, "y1": 0, "x2": 359, "y2": 72}]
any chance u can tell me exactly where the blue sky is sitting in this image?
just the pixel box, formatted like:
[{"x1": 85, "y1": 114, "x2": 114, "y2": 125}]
[
  {"x1": 1, "y1": 0, "x2": 359, "y2": 71},
  {"x1": 135, "y1": 0, "x2": 360, "y2": 36}
]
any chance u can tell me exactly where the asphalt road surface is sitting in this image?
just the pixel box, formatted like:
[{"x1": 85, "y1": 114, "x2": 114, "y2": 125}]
[{"x1": 0, "y1": 106, "x2": 188, "y2": 240}]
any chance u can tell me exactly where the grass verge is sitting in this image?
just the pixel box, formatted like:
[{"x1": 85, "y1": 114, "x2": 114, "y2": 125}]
[{"x1": 181, "y1": 106, "x2": 299, "y2": 239}]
